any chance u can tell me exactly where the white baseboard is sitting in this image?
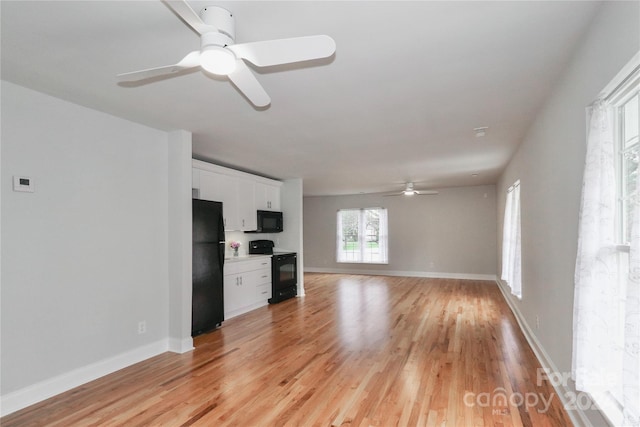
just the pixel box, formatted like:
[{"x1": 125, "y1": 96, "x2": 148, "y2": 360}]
[
  {"x1": 494, "y1": 279, "x2": 594, "y2": 427},
  {"x1": 305, "y1": 267, "x2": 497, "y2": 281},
  {"x1": 168, "y1": 337, "x2": 194, "y2": 354},
  {"x1": 0, "y1": 337, "x2": 192, "y2": 417}
]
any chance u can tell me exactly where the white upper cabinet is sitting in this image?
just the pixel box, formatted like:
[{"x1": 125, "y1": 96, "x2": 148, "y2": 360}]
[
  {"x1": 198, "y1": 169, "x2": 239, "y2": 231},
  {"x1": 192, "y1": 168, "x2": 200, "y2": 190},
  {"x1": 192, "y1": 159, "x2": 281, "y2": 232},
  {"x1": 236, "y1": 177, "x2": 257, "y2": 231},
  {"x1": 254, "y1": 182, "x2": 281, "y2": 211}
]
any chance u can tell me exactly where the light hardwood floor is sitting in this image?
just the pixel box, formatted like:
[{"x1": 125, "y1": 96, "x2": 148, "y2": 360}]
[{"x1": 2, "y1": 274, "x2": 573, "y2": 426}]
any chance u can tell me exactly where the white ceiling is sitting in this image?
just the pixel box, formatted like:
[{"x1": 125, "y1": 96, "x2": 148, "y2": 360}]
[{"x1": 1, "y1": 1, "x2": 601, "y2": 196}]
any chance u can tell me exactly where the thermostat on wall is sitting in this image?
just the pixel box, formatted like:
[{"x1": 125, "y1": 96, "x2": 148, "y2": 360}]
[{"x1": 13, "y1": 176, "x2": 34, "y2": 193}]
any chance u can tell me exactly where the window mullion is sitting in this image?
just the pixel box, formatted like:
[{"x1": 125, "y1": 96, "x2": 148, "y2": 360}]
[{"x1": 359, "y1": 209, "x2": 365, "y2": 262}]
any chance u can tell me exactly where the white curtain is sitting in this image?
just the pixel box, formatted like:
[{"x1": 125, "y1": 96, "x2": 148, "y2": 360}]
[
  {"x1": 377, "y1": 208, "x2": 389, "y2": 264},
  {"x1": 501, "y1": 181, "x2": 522, "y2": 298},
  {"x1": 573, "y1": 97, "x2": 640, "y2": 426},
  {"x1": 573, "y1": 101, "x2": 624, "y2": 400},
  {"x1": 336, "y1": 210, "x2": 345, "y2": 262},
  {"x1": 623, "y1": 194, "x2": 639, "y2": 426}
]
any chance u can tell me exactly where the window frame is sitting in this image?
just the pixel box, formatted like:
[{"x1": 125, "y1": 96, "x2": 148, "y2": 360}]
[
  {"x1": 336, "y1": 207, "x2": 388, "y2": 264},
  {"x1": 583, "y1": 60, "x2": 639, "y2": 427},
  {"x1": 501, "y1": 179, "x2": 522, "y2": 299},
  {"x1": 612, "y1": 76, "x2": 639, "y2": 247}
]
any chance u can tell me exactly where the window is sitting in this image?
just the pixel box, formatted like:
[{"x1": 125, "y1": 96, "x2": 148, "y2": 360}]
[
  {"x1": 573, "y1": 59, "x2": 639, "y2": 427},
  {"x1": 337, "y1": 208, "x2": 388, "y2": 264},
  {"x1": 501, "y1": 180, "x2": 522, "y2": 298},
  {"x1": 617, "y1": 89, "x2": 639, "y2": 245}
]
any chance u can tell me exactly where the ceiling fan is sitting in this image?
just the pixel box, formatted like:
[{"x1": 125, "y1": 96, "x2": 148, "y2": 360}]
[
  {"x1": 384, "y1": 183, "x2": 439, "y2": 197},
  {"x1": 117, "y1": 1, "x2": 336, "y2": 107}
]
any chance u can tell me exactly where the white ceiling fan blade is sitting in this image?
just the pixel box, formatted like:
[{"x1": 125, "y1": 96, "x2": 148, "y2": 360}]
[
  {"x1": 117, "y1": 51, "x2": 200, "y2": 82},
  {"x1": 227, "y1": 60, "x2": 271, "y2": 107},
  {"x1": 163, "y1": 0, "x2": 218, "y2": 35},
  {"x1": 228, "y1": 35, "x2": 336, "y2": 67},
  {"x1": 383, "y1": 191, "x2": 439, "y2": 197}
]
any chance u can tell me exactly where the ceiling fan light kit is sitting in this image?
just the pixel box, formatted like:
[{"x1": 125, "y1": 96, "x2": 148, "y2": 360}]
[
  {"x1": 200, "y1": 47, "x2": 236, "y2": 75},
  {"x1": 384, "y1": 182, "x2": 439, "y2": 197},
  {"x1": 117, "y1": 2, "x2": 336, "y2": 108}
]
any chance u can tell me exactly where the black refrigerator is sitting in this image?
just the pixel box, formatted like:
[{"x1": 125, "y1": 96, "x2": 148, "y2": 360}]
[{"x1": 192, "y1": 199, "x2": 225, "y2": 336}]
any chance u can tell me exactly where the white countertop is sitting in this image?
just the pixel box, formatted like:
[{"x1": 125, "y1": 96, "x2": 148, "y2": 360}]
[{"x1": 224, "y1": 254, "x2": 271, "y2": 263}]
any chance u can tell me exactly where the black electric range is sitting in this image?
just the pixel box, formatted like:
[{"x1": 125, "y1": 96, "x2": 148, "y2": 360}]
[{"x1": 248, "y1": 240, "x2": 297, "y2": 303}]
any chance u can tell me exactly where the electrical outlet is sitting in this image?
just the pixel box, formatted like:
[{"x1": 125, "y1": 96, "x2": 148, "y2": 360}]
[
  {"x1": 535, "y1": 316, "x2": 540, "y2": 330},
  {"x1": 138, "y1": 321, "x2": 146, "y2": 334}
]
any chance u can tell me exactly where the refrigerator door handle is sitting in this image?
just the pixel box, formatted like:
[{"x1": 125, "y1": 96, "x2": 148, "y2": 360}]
[{"x1": 218, "y1": 242, "x2": 225, "y2": 266}]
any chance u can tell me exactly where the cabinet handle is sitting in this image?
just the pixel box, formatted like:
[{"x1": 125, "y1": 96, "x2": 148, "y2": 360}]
[
  {"x1": 262, "y1": 275, "x2": 268, "y2": 278},
  {"x1": 242, "y1": 219, "x2": 245, "y2": 227}
]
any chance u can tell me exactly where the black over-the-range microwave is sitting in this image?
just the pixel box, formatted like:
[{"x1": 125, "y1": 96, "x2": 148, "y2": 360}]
[{"x1": 246, "y1": 210, "x2": 283, "y2": 233}]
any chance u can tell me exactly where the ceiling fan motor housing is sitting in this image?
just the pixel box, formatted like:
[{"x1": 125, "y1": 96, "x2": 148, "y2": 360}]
[
  {"x1": 199, "y1": 6, "x2": 236, "y2": 75},
  {"x1": 201, "y1": 32, "x2": 234, "y2": 50},
  {"x1": 200, "y1": 6, "x2": 235, "y2": 40}
]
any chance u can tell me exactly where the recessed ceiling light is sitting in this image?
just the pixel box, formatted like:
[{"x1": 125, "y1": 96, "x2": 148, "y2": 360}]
[{"x1": 474, "y1": 127, "x2": 488, "y2": 138}]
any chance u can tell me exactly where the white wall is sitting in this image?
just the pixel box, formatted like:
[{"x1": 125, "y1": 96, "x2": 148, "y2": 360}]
[
  {"x1": 1, "y1": 81, "x2": 172, "y2": 411},
  {"x1": 496, "y1": 2, "x2": 639, "y2": 426},
  {"x1": 167, "y1": 130, "x2": 194, "y2": 353},
  {"x1": 304, "y1": 185, "x2": 497, "y2": 279}
]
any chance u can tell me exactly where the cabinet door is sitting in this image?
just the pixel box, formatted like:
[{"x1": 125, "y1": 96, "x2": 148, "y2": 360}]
[
  {"x1": 199, "y1": 170, "x2": 239, "y2": 231},
  {"x1": 254, "y1": 182, "x2": 268, "y2": 211},
  {"x1": 224, "y1": 273, "x2": 246, "y2": 314},
  {"x1": 255, "y1": 182, "x2": 281, "y2": 211},
  {"x1": 256, "y1": 283, "x2": 271, "y2": 303},
  {"x1": 265, "y1": 184, "x2": 280, "y2": 211},
  {"x1": 245, "y1": 267, "x2": 271, "y2": 305},
  {"x1": 192, "y1": 168, "x2": 200, "y2": 191},
  {"x1": 197, "y1": 169, "x2": 216, "y2": 201},
  {"x1": 236, "y1": 178, "x2": 256, "y2": 231}
]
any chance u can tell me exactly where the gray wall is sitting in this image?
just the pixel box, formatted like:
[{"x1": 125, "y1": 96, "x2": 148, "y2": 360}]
[
  {"x1": 304, "y1": 184, "x2": 497, "y2": 278},
  {"x1": 1, "y1": 81, "x2": 170, "y2": 395},
  {"x1": 496, "y1": 2, "x2": 639, "y2": 426}
]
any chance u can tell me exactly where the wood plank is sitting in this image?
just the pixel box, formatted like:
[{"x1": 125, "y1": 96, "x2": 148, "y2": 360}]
[{"x1": 1, "y1": 274, "x2": 573, "y2": 426}]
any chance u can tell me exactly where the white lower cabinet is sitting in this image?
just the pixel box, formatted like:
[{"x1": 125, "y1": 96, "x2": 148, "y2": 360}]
[{"x1": 223, "y1": 257, "x2": 272, "y2": 319}]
